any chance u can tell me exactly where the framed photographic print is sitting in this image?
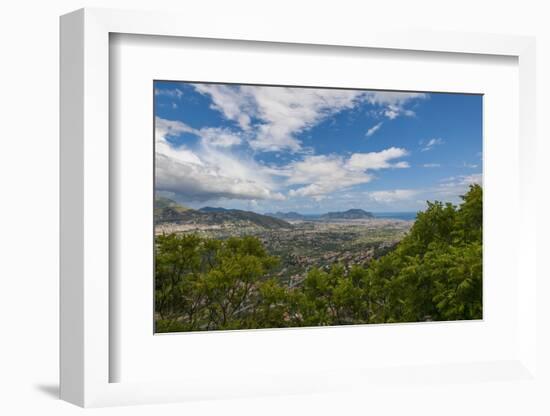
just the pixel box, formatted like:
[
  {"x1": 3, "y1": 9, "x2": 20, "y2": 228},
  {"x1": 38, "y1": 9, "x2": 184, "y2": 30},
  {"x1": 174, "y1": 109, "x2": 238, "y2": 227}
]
[
  {"x1": 60, "y1": 8, "x2": 539, "y2": 409},
  {"x1": 152, "y1": 80, "x2": 483, "y2": 334}
]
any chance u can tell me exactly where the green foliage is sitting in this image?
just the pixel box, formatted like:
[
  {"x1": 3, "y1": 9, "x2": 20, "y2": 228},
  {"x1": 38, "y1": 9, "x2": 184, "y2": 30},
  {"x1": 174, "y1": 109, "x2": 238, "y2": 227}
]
[
  {"x1": 155, "y1": 234, "x2": 280, "y2": 331},
  {"x1": 365, "y1": 184, "x2": 483, "y2": 323},
  {"x1": 155, "y1": 184, "x2": 483, "y2": 331}
]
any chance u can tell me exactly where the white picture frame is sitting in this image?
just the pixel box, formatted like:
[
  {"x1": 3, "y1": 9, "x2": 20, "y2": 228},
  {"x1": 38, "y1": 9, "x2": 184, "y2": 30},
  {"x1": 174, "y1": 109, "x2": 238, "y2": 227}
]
[{"x1": 60, "y1": 7, "x2": 538, "y2": 408}]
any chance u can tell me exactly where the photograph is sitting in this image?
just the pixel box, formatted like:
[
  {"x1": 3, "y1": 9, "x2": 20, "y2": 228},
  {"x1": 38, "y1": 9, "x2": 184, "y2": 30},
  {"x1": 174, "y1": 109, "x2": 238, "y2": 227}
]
[
  {"x1": 154, "y1": 81, "x2": 483, "y2": 333},
  {"x1": 1, "y1": 0, "x2": 544, "y2": 412}
]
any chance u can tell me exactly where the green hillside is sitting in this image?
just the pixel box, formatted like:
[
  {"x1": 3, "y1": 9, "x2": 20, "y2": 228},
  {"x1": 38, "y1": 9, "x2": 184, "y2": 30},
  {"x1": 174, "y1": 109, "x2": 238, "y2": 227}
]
[{"x1": 154, "y1": 197, "x2": 292, "y2": 230}]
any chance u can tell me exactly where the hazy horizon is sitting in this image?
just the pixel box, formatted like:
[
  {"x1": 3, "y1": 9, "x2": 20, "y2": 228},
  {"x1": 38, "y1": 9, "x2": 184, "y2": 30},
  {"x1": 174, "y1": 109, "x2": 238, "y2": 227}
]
[{"x1": 157, "y1": 195, "x2": 419, "y2": 216}]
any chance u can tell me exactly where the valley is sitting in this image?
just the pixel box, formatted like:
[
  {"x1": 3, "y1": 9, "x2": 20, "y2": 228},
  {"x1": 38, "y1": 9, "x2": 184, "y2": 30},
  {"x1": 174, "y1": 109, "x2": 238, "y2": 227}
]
[{"x1": 154, "y1": 198, "x2": 413, "y2": 286}]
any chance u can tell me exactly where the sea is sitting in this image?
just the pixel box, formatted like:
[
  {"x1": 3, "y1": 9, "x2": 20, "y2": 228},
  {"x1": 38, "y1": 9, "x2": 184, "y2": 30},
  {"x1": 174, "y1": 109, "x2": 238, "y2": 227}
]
[{"x1": 372, "y1": 212, "x2": 418, "y2": 221}]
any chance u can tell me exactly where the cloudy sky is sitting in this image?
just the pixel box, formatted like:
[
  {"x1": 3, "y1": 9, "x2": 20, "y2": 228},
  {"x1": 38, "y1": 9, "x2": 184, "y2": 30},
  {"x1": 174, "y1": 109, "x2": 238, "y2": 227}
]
[{"x1": 155, "y1": 81, "x2": 482, "y2": 214}]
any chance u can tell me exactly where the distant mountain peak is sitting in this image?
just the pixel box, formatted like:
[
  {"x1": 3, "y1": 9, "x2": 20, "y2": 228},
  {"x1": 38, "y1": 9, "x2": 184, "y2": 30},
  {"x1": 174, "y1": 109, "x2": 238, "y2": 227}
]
[
  {"x1": 321, "y1": 209, "x2": 373, "y2": 220},
  {"x1": 155, "y1": 201, "x2": 292, "y2": 230},
  {"x1": 199, "y1": 206, "x2": 230, "y2": 213},
  {"x1": 154, "y1": 196, "x2": 189, "y2": 211}
]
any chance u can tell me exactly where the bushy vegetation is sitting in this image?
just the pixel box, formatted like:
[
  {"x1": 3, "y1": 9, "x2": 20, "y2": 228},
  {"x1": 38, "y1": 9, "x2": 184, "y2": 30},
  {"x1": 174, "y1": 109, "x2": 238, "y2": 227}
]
[{"x1": 155, "y1": 185, "x2": 482, "y2": 332}]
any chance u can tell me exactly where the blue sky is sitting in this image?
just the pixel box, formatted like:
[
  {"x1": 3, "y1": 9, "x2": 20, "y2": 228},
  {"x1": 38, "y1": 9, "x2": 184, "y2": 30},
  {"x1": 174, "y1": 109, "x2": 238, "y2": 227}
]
[{"x1": 154, "y1": 81, "x2": 482, "y2": 213}]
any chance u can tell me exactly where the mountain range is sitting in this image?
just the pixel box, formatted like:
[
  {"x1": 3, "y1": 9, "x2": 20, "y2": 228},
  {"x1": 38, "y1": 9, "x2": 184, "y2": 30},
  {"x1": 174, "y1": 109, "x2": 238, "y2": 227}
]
[
  {"x1": 320, "y1": 209, "x2": 374, "y2": 220},
  {"x1": 155, "y1": 198, "x2": 292, "y2": 229},
  {"x1": 268, "y1": 208, "x2": 374, "y2": 221},
  {"x1": 156, "y1": 197, "x2": 376, "y2": 230}
]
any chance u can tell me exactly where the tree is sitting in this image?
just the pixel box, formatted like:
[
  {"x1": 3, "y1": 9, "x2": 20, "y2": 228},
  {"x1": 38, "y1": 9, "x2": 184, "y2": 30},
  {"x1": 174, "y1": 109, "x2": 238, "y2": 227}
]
[
  {"x1": 364, "y1": 184, "x2": 483, "y2": 323},
  {"x1": 155, "y1": 234, "x2": 280, "y2": 331}
]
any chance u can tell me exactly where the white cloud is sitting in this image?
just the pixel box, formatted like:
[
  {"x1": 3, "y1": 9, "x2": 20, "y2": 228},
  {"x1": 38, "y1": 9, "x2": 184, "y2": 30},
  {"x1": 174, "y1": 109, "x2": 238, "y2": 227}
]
[
  {"x1": 194, "y1": 84, "x2": 427, "y2": 152},
  {"x1": 346, "y1": 147, "x2": 409, "y2": 170},
  {"x1": 393, "y1": 161, "x2": 411, "y2": 168},
  {"x1": 193, "y1": 84, "x2": 253, "y2": 130},
  {"x1": 366, "y1": 91, "x2": 427, "y2": 106},
  {"x1": 368, "y1": 189, "x2": 419, "y2": 203},
  {"x1": 155, "y1": 87, "x2": 184, "y2": 99},
  {"x1": 155, "y1": 116, "x2": 243, "y2": 149},
  {"x1": 423, "y1": 163, "x2": 441, "y2": 168},
  {"x1": 156, "y1": 153, "x2": 285, "y2": 202},
  {"x1": 155, "y1": 117, "x2": 195, "y2": 138},
  {"x1": 365, "y1": 91, "x2": 427, "y2": 119},
  {"x1": 286, "y1": 147, "x2": 409, "y2": 200},
  {"x1": 195, "y1": 84, "x2": 363, "y2": 152},
  {"x1": 197, "y1": 127, "x2": 243, "y2": 148},
  {"x1": 155, "y1": 117, "x2": 284, "y2": 202},
  {"x1": 436, "y1": 173, "x2": 482, "y2": 197},
  {"x1": 420, "y1": 137, "x2": 444, "y2": 152},
  {"x1": 366, "y1": 122, "x2": 383, "y2": 137},
  {"x1": 287, "y1": 155, "x2": 373, "y2": 200},
  {"x1": 384, "y1": 107, "x2": 399, "y2": 119},
  {"x1": 250, "y1": 87, "x2": 363, "y2": 152}
]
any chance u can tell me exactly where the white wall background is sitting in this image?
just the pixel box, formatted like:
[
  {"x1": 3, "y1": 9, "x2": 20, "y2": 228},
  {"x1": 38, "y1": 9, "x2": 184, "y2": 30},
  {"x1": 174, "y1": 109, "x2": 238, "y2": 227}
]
[{"x1": 0, "y1": 1, "x2": 548, "y2": 415}]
